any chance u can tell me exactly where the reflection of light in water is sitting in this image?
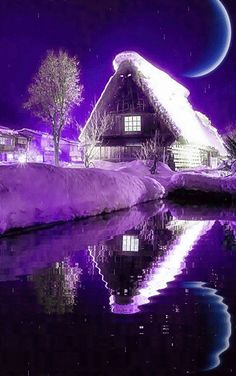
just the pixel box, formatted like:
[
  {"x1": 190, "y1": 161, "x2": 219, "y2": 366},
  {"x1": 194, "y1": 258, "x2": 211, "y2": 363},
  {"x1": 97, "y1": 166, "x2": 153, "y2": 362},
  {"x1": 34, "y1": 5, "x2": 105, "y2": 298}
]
[
  {"x1": 122, "y1": 235, "x2": 139, "y2": 252},
  {"x1": 88, "y1": 246, "x2": 109, "y2": 290},
  {"x1": 59, "y1": 257, "x2": 82, "y2": 306},
  {"x1": 183, "y1": 281, "x2": 232, "y2": 371},
  {"x1": 33, "y1": 256, "x2": 82, "y2": 315},
  {"x1": 110, "y1": 221, "x2": 214, "y2": 315}
]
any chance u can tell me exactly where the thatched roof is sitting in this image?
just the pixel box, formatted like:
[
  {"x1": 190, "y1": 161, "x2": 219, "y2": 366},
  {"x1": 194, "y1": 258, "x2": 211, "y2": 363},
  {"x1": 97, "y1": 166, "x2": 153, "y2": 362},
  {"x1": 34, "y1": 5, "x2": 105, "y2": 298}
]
[
  {"x1": 82, "y1": 51, "x2": 226, "y2": 155},
  {"x1": 195, "y1": 112, "x2": 226, "y2": 155}
]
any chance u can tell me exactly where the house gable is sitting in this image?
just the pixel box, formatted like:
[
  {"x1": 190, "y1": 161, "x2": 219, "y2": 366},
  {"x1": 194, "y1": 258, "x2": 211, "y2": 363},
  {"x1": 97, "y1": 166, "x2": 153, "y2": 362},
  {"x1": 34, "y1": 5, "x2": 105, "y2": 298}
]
[
  {"x1": 81, "y1": 51, "x2": 226, "y2": 165},
  {"x1": 107, "y1": 62, "x2": 155, "y2": 114},
  {"x1": 83, "y1": 60, "x2": 176, "y2": 146}
]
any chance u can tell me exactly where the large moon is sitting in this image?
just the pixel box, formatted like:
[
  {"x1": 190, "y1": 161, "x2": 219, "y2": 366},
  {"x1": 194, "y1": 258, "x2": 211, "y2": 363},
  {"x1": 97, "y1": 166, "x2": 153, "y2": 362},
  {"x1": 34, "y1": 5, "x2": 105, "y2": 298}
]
[{"x1": 186, "y1": 0, "x2": 232, "y2": 78}]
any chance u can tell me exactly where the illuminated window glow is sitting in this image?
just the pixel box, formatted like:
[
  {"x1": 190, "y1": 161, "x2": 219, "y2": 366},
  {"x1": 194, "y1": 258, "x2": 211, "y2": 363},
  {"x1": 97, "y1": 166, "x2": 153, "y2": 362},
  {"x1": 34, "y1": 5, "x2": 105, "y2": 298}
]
[
  {"x1": 0, "y1": 137, "x2": 13, "y2": 145},
  {"x1": 122, "y1": 235, "x2": 139, "y2": 252},
  {"x1": 124, "y1": 116, "x2": 141, "y2": 132}
]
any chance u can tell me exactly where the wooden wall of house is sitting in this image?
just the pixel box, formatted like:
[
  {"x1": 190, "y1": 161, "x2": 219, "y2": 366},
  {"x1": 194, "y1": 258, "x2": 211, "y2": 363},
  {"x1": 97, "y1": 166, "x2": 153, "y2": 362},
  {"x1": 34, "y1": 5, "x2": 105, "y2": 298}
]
[
  {"x1": 88, "y1": 62, "x2": 176, "y2": 162},
  {"x1": 109, "y1": 69, "x2": 155, "y2": 114},
  {"x1": 103, "y1": 113, "x2": 157, "y2": 139},
  {"x1": 98, "y1": 69, "x2": 175, "y2": 147}
]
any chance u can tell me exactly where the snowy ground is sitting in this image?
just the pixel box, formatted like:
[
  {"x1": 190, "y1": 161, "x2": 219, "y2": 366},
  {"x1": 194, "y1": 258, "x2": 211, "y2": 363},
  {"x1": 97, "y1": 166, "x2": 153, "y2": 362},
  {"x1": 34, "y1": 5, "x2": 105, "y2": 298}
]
[
  {"x1": 93, "y1": 160, "x2": 151, "y2": 177},
  {"x1": 104, "y1": 160, "x2": 236, "y2": 198},
  {"x1": 0, "y1": 163, "x2": 164, "y2": 234},
  {"x1": 92, "y1": 160, "x2": 236, "y2": 197},
  {"x1": 151, "y1": 161, "x2": 236, "y2": 197}
]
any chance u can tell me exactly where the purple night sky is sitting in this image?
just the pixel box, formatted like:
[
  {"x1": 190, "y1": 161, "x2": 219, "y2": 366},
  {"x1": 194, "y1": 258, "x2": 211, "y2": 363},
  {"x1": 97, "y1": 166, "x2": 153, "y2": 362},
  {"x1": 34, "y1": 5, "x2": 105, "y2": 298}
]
[{"x1": 0, "y1": 0, "x2": 235, "y2": 137}]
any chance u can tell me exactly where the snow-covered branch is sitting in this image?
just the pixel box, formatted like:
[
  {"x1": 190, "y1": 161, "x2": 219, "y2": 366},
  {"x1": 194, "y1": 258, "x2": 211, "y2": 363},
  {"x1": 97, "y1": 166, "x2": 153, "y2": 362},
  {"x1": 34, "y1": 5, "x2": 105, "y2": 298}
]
[
  {"x1": 80, "y1": 105, "x2": 111, "y2": 167},
  {"x1": 136, "y1": 130, "x2": 166, "y2": 173},
  {"x1": 24, "y1": 50, "x2": 83, "y2": 166}
]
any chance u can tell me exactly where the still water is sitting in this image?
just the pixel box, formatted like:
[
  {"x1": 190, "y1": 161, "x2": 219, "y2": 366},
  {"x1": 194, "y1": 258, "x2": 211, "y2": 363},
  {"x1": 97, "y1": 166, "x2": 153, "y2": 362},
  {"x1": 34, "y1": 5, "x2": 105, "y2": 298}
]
[{"x1": 0, "y1": 201, "x2": 236, "y2": 376}]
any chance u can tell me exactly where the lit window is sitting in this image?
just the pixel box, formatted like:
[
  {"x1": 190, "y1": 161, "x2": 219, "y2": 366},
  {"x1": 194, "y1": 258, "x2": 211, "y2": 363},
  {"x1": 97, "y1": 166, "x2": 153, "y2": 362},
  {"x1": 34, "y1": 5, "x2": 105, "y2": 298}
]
[
  {"x1": 122, "y1": 235, "x2": 139, "y2": 252},
  {"x1": 0, "y1": 137, "x2": 12, "y2": 145},
  {"x1": 124, "y1": 116, "x2": 141, "y2": 132}
]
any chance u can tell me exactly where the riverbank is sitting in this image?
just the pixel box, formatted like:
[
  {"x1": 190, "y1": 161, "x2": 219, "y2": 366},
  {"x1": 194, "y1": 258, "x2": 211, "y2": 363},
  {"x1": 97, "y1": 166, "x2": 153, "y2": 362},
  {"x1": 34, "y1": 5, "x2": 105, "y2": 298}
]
[
  {"x1": 154, "y1": 162, "x2": 236, "y2": 200},
  {"x1": 1, "y1": 160, "x2": 236, "y2": 235},
  {"x1": 0, "y1": 163, "x2": 164, "y2": 234},
  {"x1": 167, "y1": 170, "x2": 236, "y2": 198}
]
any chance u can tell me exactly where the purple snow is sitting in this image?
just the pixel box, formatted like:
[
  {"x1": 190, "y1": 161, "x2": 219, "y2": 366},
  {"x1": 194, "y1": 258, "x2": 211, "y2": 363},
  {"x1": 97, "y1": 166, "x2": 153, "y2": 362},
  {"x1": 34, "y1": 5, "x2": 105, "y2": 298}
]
[{"x1": 0, "y1": 162, "x2": 164, "y2": 234}]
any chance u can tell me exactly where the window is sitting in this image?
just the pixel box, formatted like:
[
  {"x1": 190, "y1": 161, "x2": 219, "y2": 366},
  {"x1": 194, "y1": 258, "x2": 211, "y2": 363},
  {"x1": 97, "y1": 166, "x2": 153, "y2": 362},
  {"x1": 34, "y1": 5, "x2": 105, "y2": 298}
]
[
  {"x1": 124, "y1": 116, "x2": 141, "y2": 132},
  {"x1": 122, "y1": 235, "x2": 139, "y2": 252},
  {"x1": 17, "y1": 137, "x2": 27, "y2": 145},
  {"x1": 0, "y1": 137, "x2": 13, "y2": 145},
  {"x1": 7, "y1": 153, "x2": 14, "y2": 161}
]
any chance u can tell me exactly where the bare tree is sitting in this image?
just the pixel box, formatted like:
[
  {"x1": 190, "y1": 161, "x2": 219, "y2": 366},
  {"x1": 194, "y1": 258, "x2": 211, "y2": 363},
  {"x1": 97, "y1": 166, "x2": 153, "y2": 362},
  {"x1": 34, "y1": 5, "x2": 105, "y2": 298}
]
[
  {"x1": 224, "y1": 122, "x2": 236, "y2": 139},
  {"x1": 225, "y1": 136, "x2": 236, "y2": 160},
  {"x1": 223, "y1": 123, "x2": 236, "y2": 160},
  {"x1": 24, "y1": 50, "x2": 83, "y2": 166},
  {"x1": 136, "y1": 130, "x2": 165, "y2": 173},
  {"x1": 79, "y1": 105, "x2": 111, "y2": 167}
]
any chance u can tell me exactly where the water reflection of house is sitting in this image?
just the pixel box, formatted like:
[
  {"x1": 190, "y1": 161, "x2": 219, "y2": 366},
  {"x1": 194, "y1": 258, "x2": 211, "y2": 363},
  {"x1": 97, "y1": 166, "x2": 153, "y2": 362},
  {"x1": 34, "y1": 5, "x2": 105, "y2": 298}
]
[
  {"x1": 88, "y1": 215, "x2": 215, "y2": 314},
  {"x1": 31, "y1": 257, "x2": 82, "y2": 315},
  {"x1": 81, "y1": 51, "x2": 227, "y2": 169},
  {"x1": 88, "y1": 212, "x2": 174, "y2": 311},
  {"x1": 0, "y1": 216, "x2": 232, "y2": 375}
]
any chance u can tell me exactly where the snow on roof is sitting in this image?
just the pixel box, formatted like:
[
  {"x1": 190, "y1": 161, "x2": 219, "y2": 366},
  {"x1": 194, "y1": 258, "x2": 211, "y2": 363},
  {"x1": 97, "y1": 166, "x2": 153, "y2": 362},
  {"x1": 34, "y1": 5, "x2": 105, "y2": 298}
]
[
  {"x1": 19, "y1": 128, "x2": 44, "y2": 136},
  {"x1": 19, "y1": 128, "x2": 78, "y2": 145},
  {"x1": 113, "y1": 52, "x2": 226, "y2": 154},
  {"x1": 0, "y1": 126, "x2": 17, "y2": 135},
  {"x1": 195, "y1": 112, "x2": 227, "y2": 155},
  {"x1": 0, "y1": 126, "x2": 30, "y2": 138},
  {"x1": 113, "y1": 51, "x2": 190, "y2": 98},
  {"x1": 82, "y1": 51, "x2": 226, "y2": 155}
]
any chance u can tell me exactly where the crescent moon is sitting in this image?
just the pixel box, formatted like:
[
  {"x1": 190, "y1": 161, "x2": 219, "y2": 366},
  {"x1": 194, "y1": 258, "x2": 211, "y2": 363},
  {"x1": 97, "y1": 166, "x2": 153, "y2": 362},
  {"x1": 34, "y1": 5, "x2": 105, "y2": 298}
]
[
  {"x1": 186, "y1": 0, "x2": 232, "y2": 78},
  {"x1": 182, "y1": 282, "x2": 232, "y2": 371}
]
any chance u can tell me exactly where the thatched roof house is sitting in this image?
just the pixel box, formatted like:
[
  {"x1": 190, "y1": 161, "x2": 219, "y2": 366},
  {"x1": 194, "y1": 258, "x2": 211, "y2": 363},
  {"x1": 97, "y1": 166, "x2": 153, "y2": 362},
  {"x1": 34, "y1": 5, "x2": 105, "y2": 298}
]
[{"x1": 81, "y1": 51, "x2": 227, "y2": 169}]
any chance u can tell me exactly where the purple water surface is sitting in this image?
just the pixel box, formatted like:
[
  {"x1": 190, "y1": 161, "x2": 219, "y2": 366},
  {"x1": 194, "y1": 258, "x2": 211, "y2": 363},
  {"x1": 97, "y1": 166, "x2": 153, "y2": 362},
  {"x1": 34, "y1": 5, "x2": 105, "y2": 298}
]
[{"x1": 0, "y1": 202, "x2": 235, "y2": 376}]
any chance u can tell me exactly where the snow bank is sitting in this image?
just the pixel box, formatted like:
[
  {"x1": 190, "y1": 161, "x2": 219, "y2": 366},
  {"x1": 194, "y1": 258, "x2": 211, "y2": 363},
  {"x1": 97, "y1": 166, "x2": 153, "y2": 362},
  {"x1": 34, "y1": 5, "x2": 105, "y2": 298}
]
[
  {"x1": 154, "y1": 162, "x2": 175, "y2": 189},
  {"x1": 92, "y1": 161, "x2": 236, "y2": 200},
  {"x1": 0, "y1": 163, "x2": 164, "y2": 234},
  {"x1": 93, "y1": 159, "x2": 151, "y2": 177},
  {"x1": 167, "y1": 172, "x2": 236, "y2": 197}
]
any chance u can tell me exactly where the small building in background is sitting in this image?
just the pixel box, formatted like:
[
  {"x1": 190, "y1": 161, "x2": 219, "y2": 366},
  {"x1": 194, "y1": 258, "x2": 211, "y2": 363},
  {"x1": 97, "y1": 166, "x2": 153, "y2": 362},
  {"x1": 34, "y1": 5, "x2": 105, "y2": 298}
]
[
  {"x1": 0, "y1": 126, "x2": 28, "y2": 163},
  {"x1": 81, "y1": 51, "x2": 227, "y2": 170},
  {"x1": 0, "y1": 126, "x2": 81, "y2": 166},
  {"x1": 18, "y1": 128, "x2": 81, "y2": 166}
]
